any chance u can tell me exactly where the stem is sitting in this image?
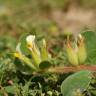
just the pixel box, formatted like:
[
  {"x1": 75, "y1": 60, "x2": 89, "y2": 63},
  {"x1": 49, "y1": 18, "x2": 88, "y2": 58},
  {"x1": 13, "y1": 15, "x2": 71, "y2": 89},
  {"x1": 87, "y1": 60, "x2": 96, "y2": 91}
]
[
  {"x1": 0, "y1": 85, "x2": 8, "y2": 96},
  {"x1": 48, "y1": 65, "x2": 96, "y2": 73}
]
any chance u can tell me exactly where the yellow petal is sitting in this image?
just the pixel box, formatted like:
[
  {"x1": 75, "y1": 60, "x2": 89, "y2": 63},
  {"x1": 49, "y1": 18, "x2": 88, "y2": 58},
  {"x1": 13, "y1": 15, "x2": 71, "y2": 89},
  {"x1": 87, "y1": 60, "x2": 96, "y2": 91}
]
[{"x1": 14, "y1": 52, "x2": 21, "y2": 58}]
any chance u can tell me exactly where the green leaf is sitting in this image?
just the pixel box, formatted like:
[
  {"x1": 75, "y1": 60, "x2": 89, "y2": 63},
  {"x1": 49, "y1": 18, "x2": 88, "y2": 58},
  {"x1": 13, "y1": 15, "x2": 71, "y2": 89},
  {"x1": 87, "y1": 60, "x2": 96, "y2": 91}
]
[
  {"x1": 82, "y1": 31, "x2": 96, "y2": 64},
  {"x1": 61, "y1": 70, "x2": 92, "y2": 96},
  {"x1": 4, "y1": 86, "x2": 15, "y2": 94},
  {"x1": 39, "y1": 61, "x2": 52, "y2": 70},
  {"x1": 14, "y1": 58, "x2": 35, "y2": 75}
]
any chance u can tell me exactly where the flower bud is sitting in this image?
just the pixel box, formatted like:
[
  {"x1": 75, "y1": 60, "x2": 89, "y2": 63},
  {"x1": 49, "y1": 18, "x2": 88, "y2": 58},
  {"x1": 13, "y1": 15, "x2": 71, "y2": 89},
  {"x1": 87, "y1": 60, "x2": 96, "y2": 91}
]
[
  {"x1": 66, "y1": 41, "x2": 78, "y2": 66},
  {"x1": 40, "y1": 39, "x2": 51, "y2": 61},
  {"x1": 78, "y1": 34, "x2": 87, "y2": 64}
]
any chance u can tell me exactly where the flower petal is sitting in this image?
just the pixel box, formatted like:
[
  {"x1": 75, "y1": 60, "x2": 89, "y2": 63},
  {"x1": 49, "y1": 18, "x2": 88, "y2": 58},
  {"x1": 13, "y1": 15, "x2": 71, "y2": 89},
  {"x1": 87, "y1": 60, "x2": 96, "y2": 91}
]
[
  {"x1": 16, "y1": 43, "x2": 22, "y2": 54},
  {"x1": 26, "y1": 35, "x2": 35, "y2": 47}
]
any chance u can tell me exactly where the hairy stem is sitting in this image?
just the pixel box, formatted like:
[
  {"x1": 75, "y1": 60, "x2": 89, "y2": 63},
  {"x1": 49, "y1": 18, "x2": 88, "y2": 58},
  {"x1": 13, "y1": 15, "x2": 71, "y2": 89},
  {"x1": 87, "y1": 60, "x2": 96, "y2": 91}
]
[{"x1": 48, "y1": 65, "x2": 96, "y2": 73}]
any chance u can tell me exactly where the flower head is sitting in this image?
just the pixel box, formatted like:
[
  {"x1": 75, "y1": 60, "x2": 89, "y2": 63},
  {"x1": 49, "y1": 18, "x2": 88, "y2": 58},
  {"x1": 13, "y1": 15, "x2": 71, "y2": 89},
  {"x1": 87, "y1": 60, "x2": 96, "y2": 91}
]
[
  {"x1": 66, "y1": 34, "x2": 87, "y2": 66},
  {"x1": 26, "y1": 35, "x2": 41, "y2": 66},
  {"x1": 26, "y1": 35, "x2": 35, "y2": 48},
  {"x1": 26, "y1": 35, "x2": 40, "y2": 55},
  {"x1": 14, "y1": 43, "x2": 22, "y2": 58}
]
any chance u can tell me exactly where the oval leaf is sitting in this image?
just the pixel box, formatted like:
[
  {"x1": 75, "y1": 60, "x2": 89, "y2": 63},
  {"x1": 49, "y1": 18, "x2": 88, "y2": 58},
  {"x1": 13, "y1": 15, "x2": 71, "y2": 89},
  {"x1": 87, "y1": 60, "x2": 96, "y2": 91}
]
[
  {"x1": 39, "y1": 61, "x2": 52, "y2": 70},
  {"x1": 4, "y1": 86, "x2": 15, "y2": 94},
  {"x1": 14, "y1": 58, "x2": 34, "y2": 75},
  {"x1": 61, "y1": 70, "x2": 92, "y2": 96},
  {"x1": 82, "y1": 31, "x2": 96, "y2": 64}
]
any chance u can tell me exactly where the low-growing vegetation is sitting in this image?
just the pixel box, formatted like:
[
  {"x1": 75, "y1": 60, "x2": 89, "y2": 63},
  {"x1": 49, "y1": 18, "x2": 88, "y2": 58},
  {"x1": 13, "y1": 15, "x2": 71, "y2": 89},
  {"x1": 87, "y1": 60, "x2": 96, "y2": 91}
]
[{"x1": 0, "y1": 0, "x2": 96, "y2": 96}]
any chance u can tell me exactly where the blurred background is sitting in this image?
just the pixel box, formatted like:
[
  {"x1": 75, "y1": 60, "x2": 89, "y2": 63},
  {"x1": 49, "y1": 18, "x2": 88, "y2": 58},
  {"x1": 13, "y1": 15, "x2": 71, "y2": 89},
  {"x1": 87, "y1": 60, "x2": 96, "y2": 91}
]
[
  {"x1": 0, "y1": 0, "x2": 95, "y2": 53},
  {"x1": 0, "y1": 0, "x2": 96, "y2": 37}
]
